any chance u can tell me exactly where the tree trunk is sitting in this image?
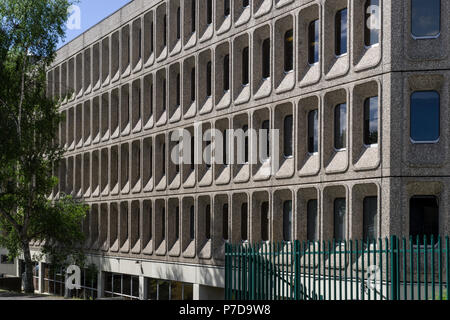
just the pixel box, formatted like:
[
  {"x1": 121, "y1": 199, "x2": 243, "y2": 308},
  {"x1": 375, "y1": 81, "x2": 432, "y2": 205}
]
[{"x1": 22, "y1": 241, "x2": 35, "y2": 294}]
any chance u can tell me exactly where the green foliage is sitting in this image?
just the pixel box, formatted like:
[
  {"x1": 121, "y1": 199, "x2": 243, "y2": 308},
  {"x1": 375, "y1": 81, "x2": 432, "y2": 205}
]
[{"x1": 0, "y1": 0, "x2": 86, "y2": 292}]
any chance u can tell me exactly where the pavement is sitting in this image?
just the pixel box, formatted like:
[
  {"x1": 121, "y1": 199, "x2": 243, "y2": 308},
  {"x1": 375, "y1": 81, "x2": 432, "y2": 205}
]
[{"x1": 0, "y1": 290, "x2": 65, "y2": 300}]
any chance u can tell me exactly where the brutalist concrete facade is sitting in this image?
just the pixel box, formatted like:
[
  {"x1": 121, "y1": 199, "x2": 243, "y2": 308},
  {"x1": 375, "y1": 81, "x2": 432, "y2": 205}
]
[{"x1": 38, "y1": 0, "x2": 450, "y2": 299}]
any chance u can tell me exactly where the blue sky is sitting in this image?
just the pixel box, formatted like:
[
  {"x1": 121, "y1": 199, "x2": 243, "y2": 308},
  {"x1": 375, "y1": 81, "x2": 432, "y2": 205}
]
[{"x1": 58, "y1": 0, "x2": 131, "y2": 48}]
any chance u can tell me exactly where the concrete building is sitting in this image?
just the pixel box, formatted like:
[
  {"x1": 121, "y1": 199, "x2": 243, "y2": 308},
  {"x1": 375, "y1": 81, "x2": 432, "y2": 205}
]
[{"x1": 4, "y1": 0, "x2": 448, "y2": 299}]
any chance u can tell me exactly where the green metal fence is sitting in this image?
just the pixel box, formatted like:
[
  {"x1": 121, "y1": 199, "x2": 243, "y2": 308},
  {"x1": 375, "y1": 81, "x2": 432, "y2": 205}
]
[{"x1": 225, "y1": 236, "x2": 450, "y2": 300}]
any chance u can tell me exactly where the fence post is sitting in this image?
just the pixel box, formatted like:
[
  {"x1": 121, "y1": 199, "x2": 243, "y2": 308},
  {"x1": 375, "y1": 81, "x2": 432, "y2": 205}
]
[{"x1": 390, "y1": 235, "x2": 399, "y2": 300}]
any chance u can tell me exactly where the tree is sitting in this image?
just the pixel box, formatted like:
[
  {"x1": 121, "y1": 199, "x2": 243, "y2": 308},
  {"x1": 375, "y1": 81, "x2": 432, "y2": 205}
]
[{"x1": 0, "y1": 0, "x2": 87, "y2": 294}]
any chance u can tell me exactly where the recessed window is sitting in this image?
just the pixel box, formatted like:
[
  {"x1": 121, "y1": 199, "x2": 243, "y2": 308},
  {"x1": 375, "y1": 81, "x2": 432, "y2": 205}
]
[
  {"x1": 205, "y1": 205, "x2": 211, "y2": 240},
  {"x1": 261, "y1": 201, "x2": 269, "y2": 241},
  {"x1": 205, "y1": 139, "x2": 212, "y2": 169},
  {"x1": 138, "y1": 28, "x2": 142, "y2": 59},
  {"x1": 161, "y1": 208, "x2": 166, "y2": 240},
  {"x1": 162, "y1": 80, "x2": 167, "y2": 111},
  {"x1": 243, "y1": 125, "x2": 249, "y2": 163},
  {"x1": 191, "y1": 0, "x2": 196, "y2": 33},
  {"x1": 308, "y1": 19, "x2": 319, "y2": 64},
  {"x1": 411, "y1": 0, "x2": 440, "y2": 39},
  {"x1": 163, "y1": 15, "x2": 167, "y2": 47},
  {"x1": 241, "y1": 203, "x2": 248, "y2": 241},
  {"x1": 410, "y1": 91, "x2": 440, "y2": 143},
  {"x1": 308, "y1": 109, "x2": 319, "y2": 154},
  {"x1": 410, "y1": 196, "x2": 439, "y2": 243},
  {"x1": 175, "y1": 141, "x2": 180, "y2": 173},
  {"x1": 150, "y1": 21, "x2": 154, "y2": 54},
  {"x1": 307, "y1": 199, "x2": 318, "y2": 242},
  {"x1": 284, "y1": 29, "x2": 294, "y2": 72},
  {"x1": 243, "y1": 0, "x2": 249, "y2": 8},
  {"x1": 364, "y1": 96, "x2": 379, "y2": 146},
  {"x1": 283, "y1": 200, "x2": 293, "y2": 242},
  {"x1": 176, "y1": 7, "x2": 181, "y2": 40},
  {"x1": 223, "y1": 204, "x2": 229, "y2": 240},
  {"x1": 363, "y1": 196, "x2": 377, "y2": 242},
  {"x1": 283, "y1": 115, "x2": 293, "y2": 157},
  {"x1": 364, "y1": 0, "x2": 380, "y2": 46},
  {"x1": 334, "y1": 103, "x2": 347, "y2": 150},
  {"x1": 223, "y1": 129, "x2": 228, "y2": 166},
  {"x1": 334, "y1": 198, "x2": 346, "y2": 242},
  {"x1": 190, "y1": 67, "x2": 196, "y2": 102},
  {"x1": 335, "y1": 8, "x2": 348, "y2": 56},
  {"x1": 190, "y1": 205, "x2": 195, "y2": 240},
  {"x1": 175, "y1": 206, "x2": 180, "y2": 240},
  {"x1": 262, "y1": 120, "x2": 270, "y2": 160},
  {"x1": 262, "y1": 38, "x2": 271, "y2": 79},
  {"x1": 206, "y1": 61, "x2": 212, "y2": 97},
  {"x1": 176, "y1": 73, "x2": 181, "y2": 106},
  {"x1": 162, "y1": 143, "x2": 166, "y2": 175},
  {"x1": 223, "y1": 54, "x2": 230, "y2": 92},
  {"x1": 190, "y1": 136, "x2": 195, "y2": 170},
  {"x1": 242, "y1": 46, "x2": 249, "y2": 86},
  {"x1": 224, "y1": 0, "x2": 231, "y2": 17},
  {"x1": 207, "y1": 0, "x2": 213, "y2": 25}
]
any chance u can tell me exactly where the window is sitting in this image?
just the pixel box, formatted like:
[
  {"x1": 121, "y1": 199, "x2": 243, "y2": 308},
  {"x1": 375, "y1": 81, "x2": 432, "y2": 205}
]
[
  {"x1": 241, "y1": 203, "x2": 248, "y2": 241},
  {"x1": 283, "y1": 115, "x2": 293, "y2": 157},
  {"x1": 243, "y1": 0, "x2": 249, "y2": 8},
  {"x1": 262, "y1": 38, "x2": 271, "y2": 79},
  {"x1": 223, "y1": 204, "x2": 229, "y2": 240},
  {"x1": 162, "y1": 143, "x2": 166, "y2": 175},
  {"x1": 364, "y1": 96, "x2": 378, "y2": 145},
  {"x1": 307, "y1": 199, "x2": 318, "y2": 242},
  {"x1": 334, "y1": 103, "x2": 347, "y2": 150},
  {"x1": 191, "y1": 0, "x2": 196, "y2": 33},
  {"x1": 190, "y1": 205, "x2": 195, "y2": 240},
  {"x1": 206, "y1": 61, "x2": 212, "y2": 97},
  {"x1": 334, "y1": 198, "x2": 346, "y2": 241},
  {"x1": 176, "y1": 73, "x2": 180, "y2": 106},
  {"x1": 190, "y1": 136, "x2": 195, "y2": 170},
  {"x1": 205, "y1": 139, "x2": 212, "y2": 168},
  {"x1": 161, "y1": 208, "x2": 166, "y2": 239},
  {"x1": 411, "y1": 0, "x2": 440, "y2": 39},
  {"x1": 363, "y1": 196, "x2": 377, "y2": 242},
  {"x1": 364, "y1": 0, "x2": 380, "y2": 46},
  {"x1": 177, "y1": 7, "x2": 181, "y2": 40},
  {"x1": 207, "y1": 0, "x2": 213, "y2": 25},
  {"x1": 175, "y1": 206, "x2": 180, "y2": 240},
  {"x1": 150, "y1": 21, "x2": 154, "y2": 54},
  {"x1": 262, "y1": 120, "x2": 270, "y2": 160},
  {"x1": 410, "y1": 91, "x2": 440, "y2": 143},
  {"x1": 335, "y1": 8, "x2": 348, "y2": 56},
  {"x1": 242, "y1": 46, "x2": 249, "y2": 85},
  {"x1": 162, "y1": 80, "x2": 167, "y2": 111},
  {"x1": 175, "y1": 142, "x2": 180, "y2": 173},
  {"x1": 205, "y1": 205, "x2": 211, "y2": 240},
  {"x1": 224, "y1": 0, "x2": 231, "y2": 17},
  {"x1": 223, "y1": 129, "x2": 228, "y2": 165},
  {"x1": 284, "y1": 29, "x2": 294, "y2": 72},
  {"x1": 410, "y1": 196, "x2": 439, "y2": 243},
  {"x1": 163, "y1": 15, "x2": 167, "y2": 47},
  {"x1": 243, "y1": 125, "x2": 249, "y2": 163},
  {"x1": 261, "y1": 202, "x2": 269, "y2": 241},
  {"x1": 190, "y1": 67, "x2": 196, "y2": 102},
  {"x1": 223, "y1": 54, "x2": 230, "y2": 91},
  {"x1": 308, "y1": 20, "x2": 319, "y2": 64},
  {"x1": 283, "y1": 200, "x2": 293, "y2": 242},
  {"x1": 138, "y1": 28, "x2": 142, "y2": 59},
  {"x1": 308, "y1": 109, "x2": 319, "y2": 154}
]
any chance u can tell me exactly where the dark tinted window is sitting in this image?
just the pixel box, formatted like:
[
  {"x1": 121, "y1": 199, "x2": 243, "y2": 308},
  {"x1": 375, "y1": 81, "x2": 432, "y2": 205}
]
[
  {"x1": 284, "y1": 29, "x2": 294, "y2": 72},
  {"x1": 261, "y1": 202, "x2": 269, "y2": 241},
  {"x1": 411, "y1": 0, "x2": 440, "y2": 38},
  {"x1": 190, "y1": 67, "x2": 196, "y2": 101},
  {"x1": 191, "y1": 0, "x2": 196, "y2": 32},
  {"x1": 364, "y1": 96, "x2": 378, "y2": 145},
  {"x1": 243, "y1": 125, "x2": 249, "y2": 163},
  {"x1": 190, "y1": 205, "x2": 195, "y2": 240},
  {"x1": 177, "y1": 7, "x2": 181, "y2": 40},
  {"x1": 205, "y1": 205, "x2": 211, "y2": 240},
  {"x1": 284, "y1": 115, "x2": 293, "y2": 157},
  {"x1": 308, "y1": 109, "x2": 319, "y2": 153},
  {"x1": 163, "y1": 15, "x2": 167, "y2": 47},
  {"x1": 224, "y1": 0, "x2": 230, "y2": 16},
  {"x1": 307, "y1": 199, "x2": 318, "y2": 242},
  {"x1": 283, "y1": 200, "x2": 293, "y2": 242},
  {"x1": 262, "y1": 38, "x2": 271, "y2": 79},
  {"x1": 175, "y1": 206, "x2": 180, "y2": 240},
  {"x1": 207, "y1": 0, "x2": 213, "y2": 24},
  {"x1": 241, "y1": 203, "x2": 248, "y2": 241},
  {"x1": 363, "y1": 196, "x2": 378, "y2": 241},
  {"x1": 364, "y1": 0, "x2": 380, "y2": 46},
  {"x1": 162, "y1": 80, "x2": 166, "y2": 111},
  {"x1": 206, "y1": 61, "x2": 212, "y2": 97},
  {"x1": 308, "y1": 20, "x2": 320, "y2": 64},
  {"x1": 176, "y1": 73, "x2": 180, "y2": 106},
  {"x1": 335, "y1": 9, "x2": 348, "y2": 56},
  {"x1": 410, "y1": 196, "x2": 439, "y2": 243},
  {"x1": 223, "y1": 204, "x2": 229, "y2": 240},
  {"x1": 243, "y1": 0, "x2": 249, "y2": 8},
  {"x1": 161, "y1": 207, "x2": 166, "y2": 239},
  {"x1": 334, "y1": 198, "x2": 346, "y2": 241},
  {"x1": 262, "y1": 120, "x2": 270, "y2": 160},
  {"x1": 223, "y1": 54, "x2": 230, "y2": 91},
  {"x1": 242, "y1": 47, "x2": 249, "y2": 85},
  {"x1": 334, "y1": 103, "x2": 347, "y2": 150},
  {"x1": 410, "y1": 91, "x2": 440, "y2": 142}
]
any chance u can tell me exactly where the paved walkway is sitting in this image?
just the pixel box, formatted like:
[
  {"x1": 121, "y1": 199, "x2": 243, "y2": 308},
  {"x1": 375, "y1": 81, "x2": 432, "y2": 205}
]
[{"x1": 0, "y1": 291, "x2": 65, "y2": 300}]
